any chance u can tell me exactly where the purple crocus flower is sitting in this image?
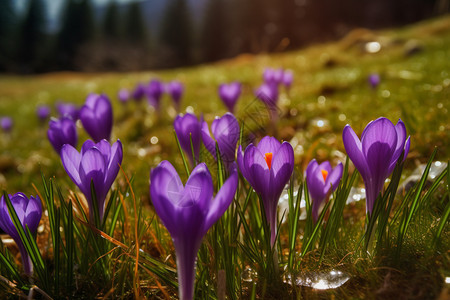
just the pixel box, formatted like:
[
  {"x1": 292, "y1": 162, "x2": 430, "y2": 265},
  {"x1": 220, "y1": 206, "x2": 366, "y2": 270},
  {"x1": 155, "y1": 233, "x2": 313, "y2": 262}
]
[
  {"x1": 218, "y1": 82, "x2": 241, "y2": 113},
  {"x1": 0, "y1": 193, "x2": 42, "y2": 275},
  {"x1": 343, "y1": 117, "x2": 410, "y2": 215},
  {"x1": 132, "y1": 83, "x2": 146, "y2": 101},
  {"x1": 201, "y1": 113, "x2": 240, "y2": 168},
  {"x1": 368, "y1": 73, "x2": 380, "y2": 89},
  {"x1": 0, "y1": 117, "x2": 13, "y2": 132},
  {"x1": 174, "y1": 113, "x2": 202, "y2": 166},
  {"x1": 147, "y1": 79, "x2": 164, "y2": 109},
  {"x1": 47, "y1": 117, "x2": 78, "y2": 155},
  {"x1": 282, "y1": 70, "x2": 294, "y2": 90},
  {"x1": 36, "y1": 105, "x2": 51, "y2": 122},
  {"x1": 166, "y1": 81, "x2": 184, "y2": 110},
  {"x1": 118, "y1": 89, "x2": 130, "y2": 104},
  {"x1": 237, "y1": 136, "x2": 294, "y2": 246},
  {"x1": 255, "y1": 83, "x2": 279, "y2": 112},
  {"x1": 61, "y1": 139, "x2": 123, "y2": 222},
  {"x1": 306, "y1": 159, "x2": 343, "y2": 222},
  {"x1": 263, "y1": 68, "x2": 284, "y2": 85},
  {"x1": 150, "y1": 161, "x2": 237, "y2": 300},
  {"x1": 79, "y1": 94, "x2": 113, "y2": 143},
  {"x1": 56, "y1": 102, "x2": 79, "y2": 121}
]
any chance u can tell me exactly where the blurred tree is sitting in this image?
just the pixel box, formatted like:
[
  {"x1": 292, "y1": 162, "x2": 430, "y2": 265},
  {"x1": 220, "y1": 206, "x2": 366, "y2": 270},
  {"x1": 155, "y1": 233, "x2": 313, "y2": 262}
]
[
  {"x1": 201, "y1": 0, "x2": 228, "y2": 62},
  {"x1": 159, "y1": 0, "x2": 193, "y2": 66},
  {"x1": 275, "y1": 0, "x2": 301, "y2": 49},
  {"x1": 0, "y1": 0, "x2": 17, "y2": 71},
  {"x1": 17, "y1": 0, "x2": 48, "y2": 73},
  {"x1": 124, "y1": 1, "x2": 148, "y2": 46},
  {"x1": 239, "y1": 0, "x2": 268, "y2": 53},
  {"x1": 57, "y1": 0, "x2": 95, "y2": 70},
  {"x1": 102, "y1": 1, "x2": 122, "y2": 40}
]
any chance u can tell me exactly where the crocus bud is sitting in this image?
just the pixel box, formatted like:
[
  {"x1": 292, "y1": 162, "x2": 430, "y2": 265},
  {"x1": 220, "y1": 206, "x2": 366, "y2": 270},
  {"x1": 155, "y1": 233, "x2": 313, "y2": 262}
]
[
  {"x1": 218, "y1": 82, "x2": 241, "y2": 113},
  {"x1": 0, "y1": 117, "x2": 13, "y2": 133},
  {"x1": 282, "y1": 70, "x2": 294, "y2": 90},
  {"x1": 118, "y1": 89, "x2": 130, "y2": 104},
  {"x1": 79, "y1": 94, "x2": 113, "y2": 143},
  {"x1": 147, "y1": 79, "x2": 164, "y2": 110},
  {"x1": 166, "y1": 81, "x2": 184, "y2": 109},
  {"x1": 47, "y1": 117, "x2": 78, "y2": 155},
  {"x1": 368, "y1": 73, "x2": 380, "y2": 89},
  {"x1": 56, "y1": 102, "x2": 79, "y2": 121},
  {"x1": 255, "y1": 83, "x2": 279, "y2": 110},
  {"x1": 36, "y1": 105, "x2": 51, "y2": 122},
  {"x1": 174, "y1": 113, "x2": 202, "y2": 166},
  {"x1": 202, "y1": 113, "x2": 239, "y2": 168},
  {"x1": 132, "y1": 83, "x2": 146, "y2": 101}
]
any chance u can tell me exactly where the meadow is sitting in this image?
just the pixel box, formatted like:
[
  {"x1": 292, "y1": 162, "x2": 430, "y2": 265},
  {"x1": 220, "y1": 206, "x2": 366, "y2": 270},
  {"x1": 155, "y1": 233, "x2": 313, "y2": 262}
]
[{"x1": 0, "y1": 16, "x2": 449, "y2": 299}]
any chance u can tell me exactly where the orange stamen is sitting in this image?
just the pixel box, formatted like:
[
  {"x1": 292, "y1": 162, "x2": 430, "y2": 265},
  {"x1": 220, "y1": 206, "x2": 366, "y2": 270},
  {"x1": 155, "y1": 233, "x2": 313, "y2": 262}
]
[
  {"x1": 321, "y1": 169, "x2": 328, "y2": 182},
  {"x1": 265, "y1": 153, "x2": 273, "y2": 169}
]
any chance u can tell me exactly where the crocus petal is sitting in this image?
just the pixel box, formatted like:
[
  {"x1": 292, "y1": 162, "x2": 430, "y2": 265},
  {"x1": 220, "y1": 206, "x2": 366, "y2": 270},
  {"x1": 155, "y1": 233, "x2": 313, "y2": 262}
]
[
  {"x1": 307, "y1": 168, "x2": 326, "y2": 202},
  {"x1": 79, "y1": 147, "x2": 107, "y2": 202},
  {"x1": 403, "y1": 136, "x2": 411, "y2": 161},
  {"x1": 257, "y1": 136, "x2": 281, "y2": 154},
  {"x1": 203, "y1": 164, "x2": 238, "y2": 234},
  {"x1": 0, "y1": 198, "x2": 16, "y2": 239},
  {"x1": 61, "y1": 144, "x2": 82, "y2": 186},
  {"x1": 150, "y1": 162, "x2": 183, "y2": 235},
  {"x1": 306, "y1": 159, "x2": 319, "y2": 180},
  {"x1": 174, "y1": 113, "x2": 201, "y2": 164},
  {"x1": 95, "y1": 139, "x2": 112, "y2": 161},
  {"x1": 324, "y1": 162, "x2": 343, "y2": 193},
  {"x1": 342, "y1": 125, "x2": 370, "y2": 179},
  {"x1": 182, "y1": 163, "x2": 213, "y2": 211},
  {"x1": 387, "y1": 120, "x2": 408, "y2": 173},
  {"x1": 245, "y1": 145, "x2": 270, "y2": 196},
  {"x1": 105, "y1": 140, "x2": 123, "y2": 188},
  {"x1": 237, "y1": 145, "x2": 255, "y2": 188},
  {"x1": 212, "y1": 113, "x2": 239, "y2": 162},
  {"x1": 361, "y1": 118, "x2": 397, "y2": 161},
  {"x1": 270, "y1": 142, "x2": 294, "y2": 199},
  {"x1": 318, "y1": 161, "x2": 332, "y2": 174},
  {"x1": 81, "y1": 140, "x2": 96, "y2": 155},
  {"x1": 24, "y1": 196, "x2": 42, "y2": 233},
  {"x1": 201, "y1": 121, "x2": 216, "y2": 159}
]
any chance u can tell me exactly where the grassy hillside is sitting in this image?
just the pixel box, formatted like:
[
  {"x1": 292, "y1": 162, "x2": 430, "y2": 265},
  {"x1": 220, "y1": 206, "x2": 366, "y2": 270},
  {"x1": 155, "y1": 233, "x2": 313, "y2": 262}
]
[{"x1": 0, "y1": 16, "x2": 449, "y2": 299}]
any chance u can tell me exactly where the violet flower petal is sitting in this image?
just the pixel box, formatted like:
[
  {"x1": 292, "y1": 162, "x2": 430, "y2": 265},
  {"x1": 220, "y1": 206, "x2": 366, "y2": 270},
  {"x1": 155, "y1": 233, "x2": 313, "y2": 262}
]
[
  {"x1": 61, "y1": 144, "x2": 82, "y2": 186},
  {"x1": 342, "y1": 125, "x2": 370, "y2": 179},
  {"x1": 203, "y1": 163, "x2": 238, "y2": 233}
]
